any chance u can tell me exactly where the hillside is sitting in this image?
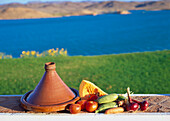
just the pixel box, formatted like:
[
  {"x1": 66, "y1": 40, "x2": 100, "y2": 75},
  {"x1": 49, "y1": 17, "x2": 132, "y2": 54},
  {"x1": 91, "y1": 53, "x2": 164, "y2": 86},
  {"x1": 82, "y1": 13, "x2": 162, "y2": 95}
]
[
  {"x1": 0, "y1": 7, "x2": 57, "y2": 19},
  {"x1": 0, "y1": 0, "x2": 169, "y2": 19}
]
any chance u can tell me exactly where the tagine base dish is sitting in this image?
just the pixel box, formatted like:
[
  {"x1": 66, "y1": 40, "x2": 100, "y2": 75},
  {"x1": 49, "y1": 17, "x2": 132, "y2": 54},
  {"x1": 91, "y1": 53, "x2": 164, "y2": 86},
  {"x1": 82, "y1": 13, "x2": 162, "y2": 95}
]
[{"x1": 20, "y1": 88, "x2": 80, "y2": 113}]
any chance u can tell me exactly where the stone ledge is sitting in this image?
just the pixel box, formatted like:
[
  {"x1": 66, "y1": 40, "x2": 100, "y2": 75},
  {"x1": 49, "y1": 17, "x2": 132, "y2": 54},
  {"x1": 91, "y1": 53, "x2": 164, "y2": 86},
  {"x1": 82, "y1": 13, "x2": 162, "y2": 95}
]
[
  {"x1": 0, "y1": 112, "x2": 170, "y2": 121},
  {"x1": 0, "y1": 94, "x2": 170, "y2": 121}
]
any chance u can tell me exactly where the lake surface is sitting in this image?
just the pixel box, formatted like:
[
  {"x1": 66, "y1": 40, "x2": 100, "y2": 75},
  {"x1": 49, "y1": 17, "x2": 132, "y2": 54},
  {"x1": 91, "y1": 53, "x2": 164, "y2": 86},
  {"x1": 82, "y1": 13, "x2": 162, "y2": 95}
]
[{"x1": 0, "y1": 10, "x2": 169, "y2": 57}]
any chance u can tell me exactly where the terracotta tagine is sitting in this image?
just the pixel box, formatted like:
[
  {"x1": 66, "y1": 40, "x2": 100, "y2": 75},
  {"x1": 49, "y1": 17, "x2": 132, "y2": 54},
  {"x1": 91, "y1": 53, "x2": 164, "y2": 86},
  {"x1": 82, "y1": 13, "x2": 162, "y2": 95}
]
[{"x1": 20, "y1": 62, "x2": 80, "y2": 112}]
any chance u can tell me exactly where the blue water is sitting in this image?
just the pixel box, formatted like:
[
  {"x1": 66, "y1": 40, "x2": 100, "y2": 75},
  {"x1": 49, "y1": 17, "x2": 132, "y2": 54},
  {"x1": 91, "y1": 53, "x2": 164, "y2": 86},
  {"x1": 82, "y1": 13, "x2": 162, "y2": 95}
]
[{"x1": 0, "y1": 10, "x2": 170, "y2": 57}]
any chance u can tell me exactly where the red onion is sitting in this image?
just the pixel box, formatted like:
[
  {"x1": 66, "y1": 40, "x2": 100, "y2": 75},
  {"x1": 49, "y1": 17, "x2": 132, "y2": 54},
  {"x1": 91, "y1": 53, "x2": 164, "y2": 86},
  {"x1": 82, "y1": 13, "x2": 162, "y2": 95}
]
[
  {"x1": 132, "y1": 99, "x2": 149, "y2": 111},
  {"x1": 126, "y1": 87, "x2": 139, "y2": 111},
  {"x1": 126, "y1": 102, "x2": 139, "y2": 111}
]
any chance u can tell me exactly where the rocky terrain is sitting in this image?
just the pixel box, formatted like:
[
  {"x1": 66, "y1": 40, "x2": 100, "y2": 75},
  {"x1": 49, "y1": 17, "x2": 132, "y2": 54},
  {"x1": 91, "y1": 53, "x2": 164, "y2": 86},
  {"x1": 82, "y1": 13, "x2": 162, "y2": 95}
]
[{"x1": 0, "y1": 0, "x2": 169, "y2": 19}]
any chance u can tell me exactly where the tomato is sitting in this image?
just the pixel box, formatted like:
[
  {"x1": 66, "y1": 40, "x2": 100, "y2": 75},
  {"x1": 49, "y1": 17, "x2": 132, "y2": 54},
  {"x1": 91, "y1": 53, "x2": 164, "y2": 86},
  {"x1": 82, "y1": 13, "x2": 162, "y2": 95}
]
[
  {"x1": 85, "y1": 101, "x2": 98, "y2": 112},
  {"x1": 88, "y1": 94, "x2": 99, "y2": 101},
  {"x1": 76, "y1": 100, "x2": 87, "y2": 110},
  {"x1": 69, "y1": 104, "x2": 81, "y2": 114}
]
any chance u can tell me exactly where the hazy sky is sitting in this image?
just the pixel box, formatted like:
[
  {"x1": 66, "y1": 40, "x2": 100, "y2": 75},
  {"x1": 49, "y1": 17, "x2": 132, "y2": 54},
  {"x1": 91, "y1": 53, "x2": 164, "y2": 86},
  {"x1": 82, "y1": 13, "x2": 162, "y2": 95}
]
[{"x1": 0, "y1": 0, "x2": 160, "y2": 4}]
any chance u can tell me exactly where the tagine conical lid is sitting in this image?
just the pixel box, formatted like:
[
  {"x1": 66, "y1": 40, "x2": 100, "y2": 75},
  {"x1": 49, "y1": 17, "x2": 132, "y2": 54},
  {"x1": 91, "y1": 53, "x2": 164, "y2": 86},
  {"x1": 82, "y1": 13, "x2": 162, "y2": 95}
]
[
  {"x1": 21, "y1": 62, "x2": 80, "y2": 112},
  {"x1": 26, "y1": 62, "x2": 76, "y2": 105}
]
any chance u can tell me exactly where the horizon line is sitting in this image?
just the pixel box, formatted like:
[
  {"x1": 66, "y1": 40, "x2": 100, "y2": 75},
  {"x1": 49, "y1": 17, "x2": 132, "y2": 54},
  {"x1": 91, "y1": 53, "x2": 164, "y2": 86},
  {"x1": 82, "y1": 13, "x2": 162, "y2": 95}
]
[{"x1": 0, "y1": 0, "x2": 161, "y2": 5}]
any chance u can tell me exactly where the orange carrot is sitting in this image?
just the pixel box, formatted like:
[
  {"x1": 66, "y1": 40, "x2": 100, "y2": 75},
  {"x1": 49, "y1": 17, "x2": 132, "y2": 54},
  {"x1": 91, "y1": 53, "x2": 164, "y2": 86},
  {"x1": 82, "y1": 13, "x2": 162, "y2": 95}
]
[{"x1": 105, "y1": 107, "x2": 124, "y2": 114}]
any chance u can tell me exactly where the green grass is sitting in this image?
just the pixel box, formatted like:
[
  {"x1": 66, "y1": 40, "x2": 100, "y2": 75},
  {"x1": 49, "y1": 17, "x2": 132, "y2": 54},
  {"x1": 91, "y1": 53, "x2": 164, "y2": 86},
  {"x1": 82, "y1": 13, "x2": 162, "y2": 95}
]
[{"x1": 0, "y1": 50, "x2": 169, "y2": 95}]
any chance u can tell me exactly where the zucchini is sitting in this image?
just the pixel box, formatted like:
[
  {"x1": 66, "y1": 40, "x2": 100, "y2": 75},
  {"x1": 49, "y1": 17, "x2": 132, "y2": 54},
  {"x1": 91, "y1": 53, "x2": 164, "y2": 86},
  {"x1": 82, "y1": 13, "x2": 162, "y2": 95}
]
[
  {"x1": 95, "y1": 102, "x2": 118, "y2": 113},
  {"x1": 97, "y1": 93, "x2": 118, "y2": 104}
]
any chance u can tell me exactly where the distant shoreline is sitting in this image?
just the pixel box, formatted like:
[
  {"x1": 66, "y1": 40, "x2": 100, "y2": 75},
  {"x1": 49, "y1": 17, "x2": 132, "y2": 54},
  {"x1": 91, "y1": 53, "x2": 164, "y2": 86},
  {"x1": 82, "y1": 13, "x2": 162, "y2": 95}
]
[
  {"x1": 1, "y1": 49, "x2": 169, "y2": 59},
  {"x1": 0, "y1": 1, "x2": 169, "y2": 20},
  {"x1": 0, "y1": 9, "x2": 169, "y2": 20}
]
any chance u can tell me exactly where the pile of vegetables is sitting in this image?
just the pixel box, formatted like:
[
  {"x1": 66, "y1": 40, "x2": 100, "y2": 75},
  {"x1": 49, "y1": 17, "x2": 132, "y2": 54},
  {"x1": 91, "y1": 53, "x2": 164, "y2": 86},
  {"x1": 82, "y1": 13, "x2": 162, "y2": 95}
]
[{"x1": 68, "y1": 87, "x2": 149, "y2": 114}]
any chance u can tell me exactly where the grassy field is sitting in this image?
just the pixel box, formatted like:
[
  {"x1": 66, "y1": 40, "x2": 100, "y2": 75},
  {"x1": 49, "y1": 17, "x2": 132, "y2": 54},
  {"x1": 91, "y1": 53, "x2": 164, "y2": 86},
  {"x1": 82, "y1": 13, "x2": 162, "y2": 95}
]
[{"x1": 0, "y1": 50, "x2": 169, "y2": 95}]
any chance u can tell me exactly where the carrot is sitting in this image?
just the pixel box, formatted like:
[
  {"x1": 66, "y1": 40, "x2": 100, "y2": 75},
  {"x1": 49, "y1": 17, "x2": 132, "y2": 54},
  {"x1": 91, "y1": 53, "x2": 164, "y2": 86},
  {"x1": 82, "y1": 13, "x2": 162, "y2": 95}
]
[{"x1": 105, "y1": 107, "x2": 124, "y2": 114}]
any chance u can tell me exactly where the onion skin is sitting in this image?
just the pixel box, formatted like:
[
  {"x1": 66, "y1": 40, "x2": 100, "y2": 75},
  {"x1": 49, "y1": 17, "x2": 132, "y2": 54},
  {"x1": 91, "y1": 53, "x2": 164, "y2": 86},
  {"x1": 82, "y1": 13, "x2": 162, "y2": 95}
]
[
  {"x1": 130, "y1": 103, "x2": 139, "y2": 111},
  {"x1": 140, "y1": 101, "x2": 149, "y2": 111},
  {"x1": 126, "y1": 87, "x2": 139, "y2": 111},
  {"x1": 126, "y1": 103, "x2": 139, "y2": 111},
  {"x1": 132, "y1": 99, "x2": 149, "y2": 111}
]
